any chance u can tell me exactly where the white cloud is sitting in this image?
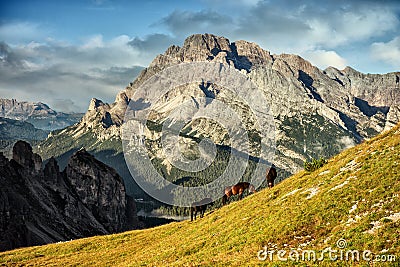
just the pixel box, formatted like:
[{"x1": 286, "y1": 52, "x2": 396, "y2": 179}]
[
  {"x1": 128, "y1": 33, "x2": 176, "y2": 54},
  {"x1": 51, "y1": 99, "x2": 80, "y2": 113},
  {"x1": 234, "y1": 3, "x2": 399, "y2": 54},
  {"x1": 81, "y1": 34, "x2": 104, "y2": 49},
  {"x1": 302, "y1": 50, "x2": 347, "y2": 70},
  {"x1": 159, "y1": 9, "x2": 233, "y2": 37},
  {"x1": 0, "y1": 37, "x2": 146, "y2": 112},
  {"x1": 371, "y1": 36, "x2": 400, "y2": 68},
  {"x1": 305, "y1": 7, "x2": 398, "y2": 48},
  {"x1": 1, "y1": 0, "x2": 399, "y2": 112},
  {"x1": 0, "y1": 22, "x2": 48, "y2": 44},
  {"x1": 156, "y1": 2, "x2": 399, "y2": 64}
]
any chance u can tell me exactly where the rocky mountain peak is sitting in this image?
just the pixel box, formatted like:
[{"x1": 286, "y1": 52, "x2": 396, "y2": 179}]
[
  {"x1": 115, "y1": 91, "x2": 129, "y2": 105},
  {"x1": 88, "y1": 98, "x2": 105, "y2": 111},
  {"x1": 67, "y1": 148, "x2": 107, "y2": 171},
  {"x1": 342, "y1": 66, "x2": 361, "y2": 75},
  {"x1": 119, "y1": 34, "x2": 275, "y2": 108},
  {"x1": 233, "y1": 40, "x2": 273, "y2": 66},
  {"x1": 37, "y1": 33, "x2": 400, "y2": 190},
  {"x1": 12, "y1": 140, "x2": 42, "y2": 172},
  {"x1": 181, "y1": 33, "x2": 231, "y2": 61},
  {"x1": 43, "y1": 156, "x2": 60, "y2": 183},
  {"x1": 147, "y1": 33, "x2": 273, "y2": 73},
  {"x1": 280, "y1": 54, "x2": 316, "y2": 72},
  {"x1": 183, "y1": 33, "x2": 230, "y2": 50}
]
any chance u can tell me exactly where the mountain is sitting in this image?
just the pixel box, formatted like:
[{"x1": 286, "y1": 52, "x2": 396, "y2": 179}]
[
  {"x1": 0, "y1": 141, "x2": 138, "y2": 252},
  {"x1": 35, "y1": 33, "x2": 400, "y2": 201},
  {"x1": 2, "y1": 121, "x2": 399, "y2": 265},
  {"x1": 0, "y1": 98, "x2": 83, "y2": 131},
  {"x1": 0, "y1": 117, "x2": 48, "y2": 159},
  {"x1": 0, "y1": 117, "x2": 48, "y2": 141}
]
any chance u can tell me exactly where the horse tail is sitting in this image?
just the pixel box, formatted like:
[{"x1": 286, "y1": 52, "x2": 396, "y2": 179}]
[
  {"x1": 222, "y1": 195, "x2": 227, "y2": 205},
  {"x1": 190, "y1": 207, "x2": 194, "y2": 221}
]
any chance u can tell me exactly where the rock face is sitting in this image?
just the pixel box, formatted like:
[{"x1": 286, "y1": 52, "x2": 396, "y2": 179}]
[
  {"x1": 12, "y1": 140, "x2": 42, "y2": 173},
  {"x1": 0, "y1": 141, "x2": 137, "y2": 252},
  {"x1": 65, "y1": 149, "x2": 128, "y2": 233},
  {"x1": 36, "y1": 33, "x2": 400, "y2": 194},
  {"x1": 0, "y1": 98, "x2": 83, "y2": 131}
]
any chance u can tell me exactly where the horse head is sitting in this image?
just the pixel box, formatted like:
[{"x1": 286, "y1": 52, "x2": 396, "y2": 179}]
[{"x1": 249, "y1": 184, "x2": 256, "y2": 193}]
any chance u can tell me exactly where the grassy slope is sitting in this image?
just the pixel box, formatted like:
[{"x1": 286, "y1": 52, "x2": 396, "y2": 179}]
[{"x1": 1, "y1": 125, "x2": 400, "y2": 266}]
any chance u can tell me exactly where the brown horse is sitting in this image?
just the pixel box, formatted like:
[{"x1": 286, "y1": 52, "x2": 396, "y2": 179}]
[
  {"x1": 266, "y1": 166, "x2": 277, "y2": 188},
  {"x1": 222, "y1": 182, "x2": 256, "y2": 205},
  {"x1": 191, "y1": 198, "x2": 213, "y2": 221}
]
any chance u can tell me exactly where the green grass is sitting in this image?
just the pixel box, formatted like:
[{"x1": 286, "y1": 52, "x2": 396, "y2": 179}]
[{"x1": 2, "y1": 124, "x2": 400, "y2": 266}]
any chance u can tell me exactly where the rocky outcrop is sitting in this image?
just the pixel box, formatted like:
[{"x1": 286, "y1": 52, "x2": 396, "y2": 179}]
[
  {"x1": 0, "y1": 98, "x2": 83, "y2": 131},
  {"x1": 0, "y1": 141, "x2": 138, "y2": 252},
  {"x1": 43, "y1": 157, "x2": 62, "y2": 183},
  {"x1": 12, "y1": 140, "x2": 42, "y2": 172},
  {"x1": 65, "y1": 149, "x2": 128, "y2": 233}
]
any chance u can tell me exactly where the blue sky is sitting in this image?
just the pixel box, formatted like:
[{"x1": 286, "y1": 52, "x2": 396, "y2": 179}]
[{"x1": 1, "y1": 0, "x2": 399, "y2": 112}]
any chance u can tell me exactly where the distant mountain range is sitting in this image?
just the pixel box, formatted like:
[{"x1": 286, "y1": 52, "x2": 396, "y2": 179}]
[
  {"x1": 0, "y1": 98, "x2": 83, "y2": 131},
  {"x1": 0, "y1": 117, "x2": 48, "y2": 140},
  {"x1": 0, "y1": 99, "x2": 83, "y2": 158},
  {"x1": 36, "y1": 33, "x2": 400, "y2": 204},
  {"x1": 0, "y1": 117, "x2": 48, "y2": 159}
]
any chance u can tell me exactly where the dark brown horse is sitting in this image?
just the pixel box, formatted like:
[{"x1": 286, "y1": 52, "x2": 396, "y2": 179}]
[
  {"x1": 266, "y1": 166, "x2": 277, "y2": 188},
  {"x1": 222, "y1": 182, "x2": 256, "y2": 205},
  {"x1": 191, "y1": 198, "x2": 213, "y2": 221}
]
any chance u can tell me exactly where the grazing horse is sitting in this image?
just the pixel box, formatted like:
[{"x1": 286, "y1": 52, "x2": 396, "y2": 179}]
[
  {"x1": 266, "y1": 166, "x2": 277, "y2": 188},
  {"x1": 191, "y1": 198, "x2": 213, "y2": 221},
  {"x1": 222, "y1": 182, "x2": 256, "y2": 205}
]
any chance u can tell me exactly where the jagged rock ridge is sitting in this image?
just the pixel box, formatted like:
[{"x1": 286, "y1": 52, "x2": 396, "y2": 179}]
[
  {"x1": 0, "y1": 141, "x2": 138, "y2": 252},
  {"x1": 36, "y1": 33, "x2": 400, "y2": 195}
]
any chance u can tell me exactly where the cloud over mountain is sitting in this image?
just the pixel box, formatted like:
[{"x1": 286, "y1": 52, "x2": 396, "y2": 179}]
[
  {"x1": 0, "y1": 35, "x2": 143, "y2": 112},
  {"x1": 0, "y1": 1, "x2": 398, "y2": 112},
  {"x1": 371, "y1": 36, "x2": 400, "y2": 69}
]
